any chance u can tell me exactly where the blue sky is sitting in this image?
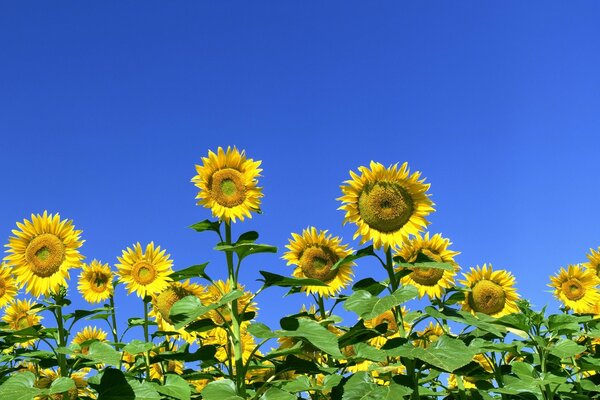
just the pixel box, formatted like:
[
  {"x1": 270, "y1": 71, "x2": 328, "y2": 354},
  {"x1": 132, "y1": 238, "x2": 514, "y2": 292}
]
[{"x1": 1, "y1": 2, "x2": 600, "y2": 335}]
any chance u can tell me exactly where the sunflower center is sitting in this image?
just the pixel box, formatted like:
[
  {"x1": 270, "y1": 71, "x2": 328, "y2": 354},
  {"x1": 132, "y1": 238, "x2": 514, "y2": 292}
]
[
  {"x1": 25, "y1": 233, "x2": 66, "y2": 278},
  {"x1": 211, "y1": 168, "x2": 246, "y2": 208},
  {"x1": 90, "y1": 272, "x2": 110, "y2": 293},
  {"x1": 358, "y1": 182, "x2": 414, "y2": 233},
  {"x1": 469, "y1": 280, "x2": 506, "y2": 315},
  {"x1": 15, "y1": 315, "x2": 33, "y2": 330},
  {"x1": 131, "y1": 261, "x2": 157, "y2": 285},
  {"x1": 561, "y1": 279, "x2": 585, "y2": 301},
  {"x1": 410, "y1": 267, "x2": 445, "y2": 286},
  {"x1": 299, "y1": 246, "x2": 339, "y2": 282},
  {"x1": 0, "y1": 280, "x2": 5, "y2": 298},
  {"x1": 155, "y1": 287, "x2": 187, "y2": 323}
]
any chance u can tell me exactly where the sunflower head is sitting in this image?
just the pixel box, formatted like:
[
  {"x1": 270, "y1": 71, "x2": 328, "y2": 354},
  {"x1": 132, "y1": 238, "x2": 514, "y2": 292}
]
[
  {"x1": 0, "y1": 263, "x2": 18, "y2": 308},
  {"x1": 413, "y1": 322, "x2": 445, "y2": 349},
  {"x1": 585, "y1": 247, "x2": 600, "y2": 278},
  {"x1": 78, "y1": 259, "x2": 113, "y2": 304},
  {"x1": 549, "y1": 264, "x2": 600, "y2": 314},
  {"x1": 4, "y1": 211, "x2": 84, "y2": 297},
  {"x1": 203, "y1": 280, "x2": 257, "y2": 325},
  {"x1": 364, "y1": 307, "x2": 411, "y2": 348},
  {"x1": 72, "y1": 325, "x2": 108, "y2": 355},
  {"x1": 2, "y1": 299, "x2": 43, "y2": 347},
  {"x1": 116, "y1": 242, "x2": 174, "y2": 298},
  {"x1": 396, "y1": 233, "x2": 460, "y2": 299},
  {"x1": 338, "y1": 161, "x2": 434, "y2": 249},
  {"x1": 283, "y1": 227, "x2": 354, "y2": 297},
  {"x1": 192, "y1": 146, "x2": 263, "y2": 223},
  {"x1": 460, "y1": 264, "x2": 520, "y2": 318},
  {"x1": 150, "y1": 280, "x2": 207, "y2": 343}
]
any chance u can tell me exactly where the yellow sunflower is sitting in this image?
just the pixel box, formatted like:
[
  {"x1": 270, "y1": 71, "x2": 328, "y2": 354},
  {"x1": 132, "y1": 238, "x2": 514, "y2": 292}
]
[
  {"x1": 396, "y1": 233, "x2": 460, "y2": 299},
  {"x1": 78, "y1": 259, "x2": 114, "y2": 304},
  {"x1": 338, "y1": 161, "x2": 434, "y2": 249},
  {"x1": 33, "y1": 368, "x2": 91, "y2": 400},
  {"x1": 203, "y1": 279, "x2": 257, "y2": 325},
  {"x1": 549, "y1": 264, "x2": 600, "y2": 314},
  {"x1": 460, "y1": 264, "x2": 520, "y2": 318},
  {"x1": 4, "y1": 211, "x2": 84, "y2": 297},
  {"x1": 364, "y1": 307, "x2": 411, "y2": 348},
  {"x1": 0, "y1": 263, "x2": 18, "y2": 308},
  {"x1": 72, "y1": 325, "x2": 108, "y2": 354},
  {"x1": 149, "y1": 345, "x2": 184, "y2": 381},
  {"x1": 413, "y1": 322, "x2": 445, "y2": 349},
  {"x1": 116, "y1": 242, "x2": 174, "y2": 298},
  {"x1": 283, "y1": 227, "x2": 354, "y2": 298},
  {"x1": 584, "y1": 246, "x2": 600, "y2": 278},
  {"x1": 150, "y1": 280, "x2": 207, "y2": 343},
  {"x1": 192, "y1": 146, "x2": 263, "y2": 223},
  {"x1": 2, "y1": 299, "x2": 43, "y2": 347}
]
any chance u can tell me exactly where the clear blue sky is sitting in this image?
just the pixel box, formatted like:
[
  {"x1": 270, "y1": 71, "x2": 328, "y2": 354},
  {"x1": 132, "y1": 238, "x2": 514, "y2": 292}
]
[{"x1": 1, "y1": 2, "x2": 600, "y2": 333}]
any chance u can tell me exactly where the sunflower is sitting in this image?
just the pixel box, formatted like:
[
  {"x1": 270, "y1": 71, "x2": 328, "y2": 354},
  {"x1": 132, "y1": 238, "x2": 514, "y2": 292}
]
[
  {"x1": 447, "y1": 354, "x2": 494, "y2": 390},
  {"x1": 283, "y1": 227, "x2": 354, "y2": 297},
  {"x1": 116, "y1": 242, "x2": 174, "y2": 298},
  {"x1": 338, "y1": 161, "x2": 434, "y2": 249},
  {"x1": 0, "y1": 263, "x2": 18, "y2": 308},
  {"x1": 203, "y1": 325, "x2": 260, "y2": 366},
  {"x1": 33, "y1": 368, "x2": 91, "y2": 400},
  {"x1": 192, "y1": 146, "x2": 263, "y2": 223},
  {"x1": 2, "y1": 299, "x2": 43, "y2": 347},
  {"x1": 4, "y1": 211, "x2": 84, "y2": 297},
  {"x1": 584, "y1": 246, "x2": 600, "y2": 278},
  {"x1": 150, "y1": 280, "x2": 207, "y2": 343},
  {"x1": 460, "y1": 264, "x2": 520, "y2": 318},
  {"x1": 364, "y1": 307, "x2": 411, "y2": 348},
  {"x1": 78, "y1": 259, "x2": 113, "y2": 304},
  {"x1": 549, "y1": 264, "x2": 600, "y2": 314},
  {"x1": 149, "y1": 345, "x2": 184, "y2": 381},
  {"x1": 203, "y1": 279, "x2": 257, "y2": 325},
  {"x1": 72, "y1": 325, "x2": 108, "y2": 355},
  {"x1": 396, "y1": 233, "x2": 460, "y2": 299},
  {"x1": 413, "y1": 322, "x2": 445, "y2": 349}
]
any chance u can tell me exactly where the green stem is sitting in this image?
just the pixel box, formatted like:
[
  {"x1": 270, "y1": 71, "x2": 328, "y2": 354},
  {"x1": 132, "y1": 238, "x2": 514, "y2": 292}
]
[
  {"x1": 225, "y1": 222, "x2": 246, "y2": 397},
  {"x1": 143, "y1": 297, "x2": 151, "y2": 381},
  {"x1": 109, "y1": 295, "x2": 120, "y2": 348},
  {"x1": 317, "y1": 295, "x2": 327, "y2": 320},
  {"x1": 384, "y1": 247, "x2": 405, "y2": 337},
  {"x1": 54, "y1": 304, "x2": 68, "y2": 377}
]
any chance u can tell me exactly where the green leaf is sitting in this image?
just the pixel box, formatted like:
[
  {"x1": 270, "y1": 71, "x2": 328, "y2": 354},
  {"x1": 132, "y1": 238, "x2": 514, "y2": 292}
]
[
  {"x1": 352, "y1": 342, "x2": 387, "y2": 362},
  {"x1": 48, "y1": 377, "x2": 75, "y2": 395},
  {"x1": 215, "y1": 242, "x2": 277, "y2": 260},
  {"x1": 190, "y1": 219, "x2": 221, "y2": 234},
  {"x1": 548, "y1": 314, "x2": 590, "y2": 334},
  {"x1": 351, "y1": 278, "x2": 387, "y2": 296},
  {"x1": 247, "y1": 322, "x2": 276, "y2": 338},
  {"x1": 344, "y1": 286, "x2": 418, "y2": 320},
  {"x1": 395, "y1": 261, "x2": 455, "y2": 271},
  {"x1": 155, "y1": 374, "x2": 191, "y2": 400},
  {"x1": 341, "y1": 372, "x2": 412, "y2": 400},
  {"x1": 259, "y1": 388, "x2": 295, "y2": 400},
  {"x1": 123, "y1": 340, "x2": 154, "y2": 354},
  {"x1": 63, "y1": 308, "x2": 110, "y2": 324},
  {"x1": 424, "y1": 306, "x2": 506, "y2": 337},
  {"x1": 236, "y1": 231, "x2": 259, "y2": 243},
  {"x1": 0, "y1": 372, "x2": 40, "y2": 400},
  {"x1": 77, "y1": 341, "x2": 122, "y2": 366},
  {"x1": 126, "y1": 379, "x2": 161, "y2": 400},
  {"x1": 282, "y1": 375, "x2": 311, "y2": 392},
  {"x1": 169, "y1": 263, "x2": 210, "y2": 281},
  {"x1": 258, "y1": 271, "x2": 328, "y2": 288},
  {"x1": 331, "y1": 245, "x2": 375, "y2": 271},
  {"x1": 549, "y1": 339, "x2": 586, "y2": 359},
  {"x1": 170, "y1": 290, "x2": 243, "y2": 329},
  {"x1": 278, "y1": 318, "x2": 344, "y2": 358},
  {"x1": 201, "y1": 379, "x2": 244, "y2": 400},
  {"x1": 128, "y1": 318, "x2": 158, "y2": 328}
]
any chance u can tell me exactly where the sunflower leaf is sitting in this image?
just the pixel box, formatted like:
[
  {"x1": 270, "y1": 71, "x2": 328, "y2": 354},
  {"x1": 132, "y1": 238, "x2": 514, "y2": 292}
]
[
  {"x1": 331, "y1": 245, "x2": 375, "y2": 271},
  {"x1": 170, "y1": 291, "x2": 244, "y2": 329},
  {"x1": 215, "y1": 242, "x2": 278, "y2": 260},
  {"x1": 202, "y1": 379, "x2": 244, "y2": 400},
  {"x1": 189, "y1": 219, "x2": 221, "y2": 235},
  {"x1": 169, "y1": 263, "x2": 210, "y2": 281},
  {"x1": 344, "y1": 286, "x2": 418, "y2": 320},
  {"x1": 258, "y1": 271, "x2": 328, "y2": 288},
  {"x1": 395, "y1": 261, "x2": 455, "y2": 271},
  {"x1": 0, "y1": 372, "x2": 41, "y2": 400},
  {"x1": 155, "y1": 374, "x2": 191, "y2": 400}
]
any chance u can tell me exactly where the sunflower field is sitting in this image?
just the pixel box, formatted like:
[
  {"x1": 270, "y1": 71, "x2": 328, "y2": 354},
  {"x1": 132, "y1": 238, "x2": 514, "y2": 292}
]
[{"x1": 1, "y1": 146, "x2": 600, "y2": 400}]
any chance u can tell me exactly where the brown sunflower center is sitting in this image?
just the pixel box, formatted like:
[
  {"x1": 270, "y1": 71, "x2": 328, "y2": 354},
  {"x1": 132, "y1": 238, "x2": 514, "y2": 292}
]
[
  {"x1": 0, "y1": 279, "x2": 6, "y2": 298},
  {"x1": 210, "y1": 168, "x2": 246, "y2": 208},
  {"x1": 299, "y1": 246, "x2": 339, "y2": 282},
  {"x1": 469, "y1": 280, "x2": 506, "y2": 315},
  {"x1": 410, "y1": 267, "x2": 445, "y2": 286},
  {"x1": 131, "y1": 261, "x2": 157, "y2": 285},
  {"x1": 25, "y1": 233, "x2": 66, "y2": 277},
  {"x1": 358, "y1": 182, "x2": 414, "y2": 233},
  {"x1": 90, "y1": 272, "x2": 110, "y2": 293},
  {"x1": 561, "y1": 279, "x2": 585, "y2": 301},
  {"x1": 155, "y1": 287, "x2": 188, "y2": 323}
]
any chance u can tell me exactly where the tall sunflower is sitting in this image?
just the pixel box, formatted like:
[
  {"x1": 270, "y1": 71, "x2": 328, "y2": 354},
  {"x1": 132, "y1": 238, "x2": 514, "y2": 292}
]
[
  {"x1": 396, "y1": 233, "x2": 460, "y2": 299},
  {"x1": 2, "y1": 299, "x2": 43, "y2": 347},
  {"x1": 549, "y1": 264, "x2": 600, "y2": 314},
  {"x1": 78, "y1": 259, "x2": 114, "y2": 304},
  {"x1": 460, "y1": 264, "x2": 520, "y2": 318},
  {"x1": 338, "y1": 161, "x2": 434, "y2": 249},
  {"x1": 0, "y1": 263, "x2": 18, "y2": 308},
  {"x1": 116, "y1": 242, "x2": 174, "y2": 298},
  {"x1": 584, "y1": 246, "x2": 600, "y2": 278},
  {"x1": 150, "y1": 280, "x2": 207, "y2": 343},
  {"x1": 203, "y1": 279, "x2": 257, "y2": 325},
  {"x1": 192, "y1": 146, "x2": 263, "y2": 223},
  {"x1": 283, "y1": 227, "x2": 354, "y2": 297},
  {"x1": 4, "y1": 211, "x2": 84, "y2": 297}
]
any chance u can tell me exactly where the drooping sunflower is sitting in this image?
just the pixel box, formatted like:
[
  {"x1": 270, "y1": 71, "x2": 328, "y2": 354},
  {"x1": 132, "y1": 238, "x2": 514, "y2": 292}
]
[
  {"x1": 584, "y1": 246, "x2": 600, "y2": 278},
  {"x1": 4, "y1": 211, "x2": 84, "y2": 297},
  {"x1": 192, "y1": 146, "x2": 263, "y2": 223},
  {"x1": 2, "y1": 299, "x2": 43, "y2": 347},
  {"x1": 396, "y1": 233, "x2": 460, "y2": 299},
  {"x1": 283, "y1": 227, "x2": 354, "y2": 298},
  {"x1": 78, "y1": 259, "x2": 114, "y2": 304},
  {"x1": 150, "y1": 280, "x2": 207, "y2": 343},
  {"x1": 549, "y1": 264, "x2": 600, "y2": 314},
  {"x1": 460, "y1": 264, "x2": 520, "y2": 318},
  {"x1": 0, "y1": 263, "x2": 18, "y2": 308},
  {"x1": 338, "y1": 161, "x2": 434, "y2": 249},
  {"x1": 364, "y1": 307, "x2": 411, "y2": 348},
  {"x1": 116, "y1": 242, "x2": 174, "y2": 298},
  {"x1": 203, "y1": 279, "x2": 257, "y2": 325}
]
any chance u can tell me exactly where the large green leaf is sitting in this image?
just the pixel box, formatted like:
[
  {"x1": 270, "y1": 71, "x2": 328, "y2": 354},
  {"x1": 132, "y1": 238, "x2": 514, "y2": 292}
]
[
  {"x1": 169, "y1": 263, "x2": 210, "y2": 281},
  {"x1": 47, "y1": 378, "x2": 75, "y2": 395},
  {"x1": 214, "y1": 242, "x2": 277, "y2": 260},
  {"x1": 189, "y1": 219, "x2": 221, "y2": 234},
  {"x1": 395, "y1": 261, "x2": 455, "y2": 271},
  {"x1": 259, "y1": 388, "x2": 296, "y2": 400},
  {"x1": 341, "y1": 372, "x2": 412, "y2": 400},
  {"x1": 170, "y1": 290, "x2": 243, "y2": 329},
  {"x1": 155, "y1": 374, "x2": 191, "y2": 400},
  {"x1": 77, "y1": 341, "x2": 122, "y2": 366},
  {"x1": 279, "y1": 319, "x2": 344, "y2": 358},
  {"x1": 424, "y1": 306, "x2": 506, "y2": 337},
  {"x1": 549, "y1": 339, "x2": 586, "y2": 359},
  {"x1": 331, "y1": 245, "x2": 375, "y2": 271},
  {"x1": 344, "y1": 286, "x2": 418, "y2": 320},
  {"x1": 258, "y1": 271, "x2": 328, "y2": 288},
  {"x1": 0, "y1": 372, "x2": 40, "y2": 400},
  {"x1": 201, "y1": 379, "x2": 243, "y2": 400},
  {"x1": 123, "y1": 340, "x2": 154, "y2": 354},
  {"x1": 385, "y1": 336, "x2": 477, "y2": 372}
]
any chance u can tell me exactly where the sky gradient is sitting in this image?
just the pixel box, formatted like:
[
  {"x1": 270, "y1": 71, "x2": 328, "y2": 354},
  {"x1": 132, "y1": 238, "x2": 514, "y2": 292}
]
[{"x1": 1, "y1": 2, "x2": 600, "y2": 333}]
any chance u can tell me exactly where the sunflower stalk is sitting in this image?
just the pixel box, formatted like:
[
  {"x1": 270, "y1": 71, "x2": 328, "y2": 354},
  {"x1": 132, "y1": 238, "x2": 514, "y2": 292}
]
[
  {"x1": 385, "y1": 247, "x2": 406, "y2": 337},
  {"x1": 143, "y1": 296, "x2": 152, "y2": 382}
]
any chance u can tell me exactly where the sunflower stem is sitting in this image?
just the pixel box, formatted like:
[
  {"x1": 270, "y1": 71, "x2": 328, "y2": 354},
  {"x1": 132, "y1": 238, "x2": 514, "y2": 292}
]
[
  {"x1": 318, "y1": 295, "x2": 327, "y2": 320},
  {"x1": 385, "y1": 247, "x2": 406, "y2": 337},
  {"x1": 54, "y1": 303, "x2": 68, "y2": 378},
  {"x1": 143, "y1": 296, "x2": 151, "y2": 382},
  {"x1": 225, "y1": 221, "x2": 247, "y2": 397}
]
